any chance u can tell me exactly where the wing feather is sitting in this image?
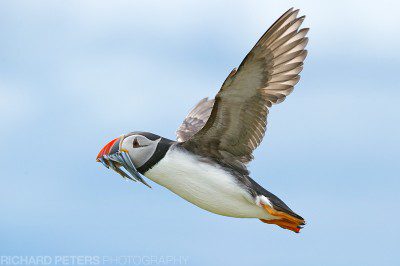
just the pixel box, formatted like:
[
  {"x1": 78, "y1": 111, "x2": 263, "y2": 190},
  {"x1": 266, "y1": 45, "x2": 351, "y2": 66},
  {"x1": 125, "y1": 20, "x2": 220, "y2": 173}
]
[
  {"x1": 176, "y1": 98, "x2": 214, "y2": 142},
  {"x1": 182, "y1": 8, "x2": 308, "y2": 173}
]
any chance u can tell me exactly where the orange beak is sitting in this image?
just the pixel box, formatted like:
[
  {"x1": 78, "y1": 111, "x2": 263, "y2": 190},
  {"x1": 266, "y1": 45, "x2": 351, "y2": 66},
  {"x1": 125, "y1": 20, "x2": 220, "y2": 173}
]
[
  {"x1": 96, "y1": 135, "x2": 152, "y2": 188},
  {"x1": 96, "y1": 137, "x2": 120, "y2": 162}
]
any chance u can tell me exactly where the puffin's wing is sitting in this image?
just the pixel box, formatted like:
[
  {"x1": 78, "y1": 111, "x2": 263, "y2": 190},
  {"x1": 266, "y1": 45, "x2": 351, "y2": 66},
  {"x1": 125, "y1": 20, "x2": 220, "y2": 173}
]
[
  {"x1": 182, "y1": 8, "x2": 308, "y2": 171},
  {"x1": 176, "y1": 97, "x2": 214, "y2": 142}
]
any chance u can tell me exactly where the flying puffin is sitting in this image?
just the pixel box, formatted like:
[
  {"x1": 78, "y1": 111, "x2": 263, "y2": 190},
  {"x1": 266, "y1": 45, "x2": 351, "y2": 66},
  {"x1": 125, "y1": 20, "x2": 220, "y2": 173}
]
[{"x1": 97, "y1": 8, "x2": 308, "y2": 233}]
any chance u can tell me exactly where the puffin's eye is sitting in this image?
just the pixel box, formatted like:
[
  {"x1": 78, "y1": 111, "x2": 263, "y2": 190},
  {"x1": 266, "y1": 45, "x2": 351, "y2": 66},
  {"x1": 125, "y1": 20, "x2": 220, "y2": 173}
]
[{"x1": 132, "y1": 138, "x2": 140, "y2": 148}]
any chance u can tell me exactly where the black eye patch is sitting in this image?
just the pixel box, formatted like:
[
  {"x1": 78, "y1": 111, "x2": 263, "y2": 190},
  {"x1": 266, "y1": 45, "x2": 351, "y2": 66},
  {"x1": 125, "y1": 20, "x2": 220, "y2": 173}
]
[{"x1": 132, "y1": 138, "x2": 140, "y2": 148}]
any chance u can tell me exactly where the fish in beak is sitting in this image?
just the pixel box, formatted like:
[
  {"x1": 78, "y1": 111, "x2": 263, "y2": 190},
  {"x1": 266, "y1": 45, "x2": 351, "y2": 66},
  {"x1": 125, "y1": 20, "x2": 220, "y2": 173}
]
[{"x1": 96, "y1": 136, "x2": 151, "y2": 188}]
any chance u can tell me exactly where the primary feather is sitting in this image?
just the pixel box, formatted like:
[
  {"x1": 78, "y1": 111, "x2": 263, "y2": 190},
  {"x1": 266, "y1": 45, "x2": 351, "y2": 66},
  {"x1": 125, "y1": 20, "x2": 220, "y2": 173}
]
[{"x1": 181, "y1": 8, "x2": 308, "y2": 174}]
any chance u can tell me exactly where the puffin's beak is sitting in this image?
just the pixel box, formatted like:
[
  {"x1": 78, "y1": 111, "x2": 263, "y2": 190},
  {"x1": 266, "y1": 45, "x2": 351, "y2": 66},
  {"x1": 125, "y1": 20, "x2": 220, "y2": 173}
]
[{"x1": 96, "y1": 136, "x2": 151, "y2": 188}]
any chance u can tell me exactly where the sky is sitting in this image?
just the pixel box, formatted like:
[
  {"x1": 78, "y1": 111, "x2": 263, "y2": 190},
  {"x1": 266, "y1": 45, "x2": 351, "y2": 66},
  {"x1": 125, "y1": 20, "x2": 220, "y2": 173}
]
[{"x1": 0, "y1": 0, "x2": 399, "y2": 265}]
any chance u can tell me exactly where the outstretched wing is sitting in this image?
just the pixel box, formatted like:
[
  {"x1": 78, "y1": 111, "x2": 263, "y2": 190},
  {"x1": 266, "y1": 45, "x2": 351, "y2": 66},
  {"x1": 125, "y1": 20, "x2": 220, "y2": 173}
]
[
  {"x1": 176, "y1": 97, "x2": 214, "y2": 142},
  {"x1": 182, "y1": 8, "x2": 308, "y2": 173}
]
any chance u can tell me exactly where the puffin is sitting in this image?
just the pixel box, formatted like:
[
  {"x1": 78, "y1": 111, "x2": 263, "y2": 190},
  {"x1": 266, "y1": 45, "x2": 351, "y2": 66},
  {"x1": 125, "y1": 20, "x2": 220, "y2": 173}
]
[{"x1": 97, "y1": 8, "x2": 308, "y2": 233}]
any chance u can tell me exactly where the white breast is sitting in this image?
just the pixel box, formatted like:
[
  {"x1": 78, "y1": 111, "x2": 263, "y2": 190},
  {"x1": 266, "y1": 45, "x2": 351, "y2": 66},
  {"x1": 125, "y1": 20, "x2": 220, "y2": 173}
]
[{"x1": 145, "y1": 146, "x2": 268, "y2": 219}]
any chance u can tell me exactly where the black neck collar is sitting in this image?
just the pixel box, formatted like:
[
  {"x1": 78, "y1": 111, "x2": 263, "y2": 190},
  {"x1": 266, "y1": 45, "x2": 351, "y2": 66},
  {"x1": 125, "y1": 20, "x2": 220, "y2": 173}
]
[{"x1": 137, "y1": 137, "x2": 175, "y2": 174}]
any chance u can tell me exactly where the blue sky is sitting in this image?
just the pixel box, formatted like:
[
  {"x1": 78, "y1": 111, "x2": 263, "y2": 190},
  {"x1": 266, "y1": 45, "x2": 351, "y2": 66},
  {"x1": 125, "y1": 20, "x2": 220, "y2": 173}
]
[{"x1": 0, "y1": 1, "x2": 399, "y2": 265}]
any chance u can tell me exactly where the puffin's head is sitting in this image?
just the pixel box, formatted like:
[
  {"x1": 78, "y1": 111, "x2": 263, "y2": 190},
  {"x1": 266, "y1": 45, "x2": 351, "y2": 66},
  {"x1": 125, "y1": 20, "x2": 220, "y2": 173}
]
[{"x1": 96, "y1": 132, "x2": 163, "y2": 187}]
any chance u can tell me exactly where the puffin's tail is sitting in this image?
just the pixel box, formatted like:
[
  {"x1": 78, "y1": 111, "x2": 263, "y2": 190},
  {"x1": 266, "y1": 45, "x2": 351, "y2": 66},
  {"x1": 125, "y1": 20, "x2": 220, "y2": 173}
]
[{"x1": 248, "y1": 177, "x2": 305, "y2": 233}]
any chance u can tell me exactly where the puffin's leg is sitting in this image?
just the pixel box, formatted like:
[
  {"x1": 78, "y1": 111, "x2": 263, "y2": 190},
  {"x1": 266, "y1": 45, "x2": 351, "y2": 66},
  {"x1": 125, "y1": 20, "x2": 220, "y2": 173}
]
[
  {"x1": 259, "y1": 218, "x2": 302, "y2": 233},
  {"x1": 259, "y1": 203, "x2": 305, "y2": 233}
]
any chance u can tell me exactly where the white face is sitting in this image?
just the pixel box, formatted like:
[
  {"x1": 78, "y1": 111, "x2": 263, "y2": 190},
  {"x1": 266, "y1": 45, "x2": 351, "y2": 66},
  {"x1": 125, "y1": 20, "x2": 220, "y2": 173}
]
[{"x1": 120, "y1": 134, "x2": 161, "y2": 168}]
